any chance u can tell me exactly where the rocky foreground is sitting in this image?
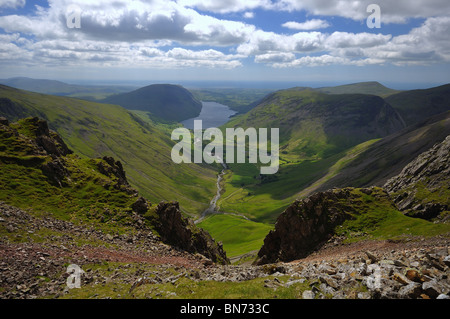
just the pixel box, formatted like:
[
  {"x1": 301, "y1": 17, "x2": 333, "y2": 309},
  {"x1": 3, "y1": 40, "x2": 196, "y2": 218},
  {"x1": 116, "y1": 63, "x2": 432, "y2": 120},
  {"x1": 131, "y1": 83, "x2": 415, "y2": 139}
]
[{"x1": 1, "y1": 202, "x2": 449, "y2": 299}]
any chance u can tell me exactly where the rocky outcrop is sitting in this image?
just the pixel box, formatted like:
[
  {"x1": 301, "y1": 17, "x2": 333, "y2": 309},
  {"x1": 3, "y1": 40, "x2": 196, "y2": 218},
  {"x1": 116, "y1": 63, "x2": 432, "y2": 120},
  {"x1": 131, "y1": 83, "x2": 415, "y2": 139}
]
[
  {"x1": 384, "y1": 135, "x2": 450, "y2": 220},
  {"x1": 97, "y1": 156, "x2": 129, "y2": 187},
  {"x1": 256, "y1": 187, "x2": 391, "y2": 265},
  {"x1": 153, "y1": 201, "x2": 229, "y2": 265},
  {"x1": 26, "y1": 117, "x2": 73, "y2": 157}
]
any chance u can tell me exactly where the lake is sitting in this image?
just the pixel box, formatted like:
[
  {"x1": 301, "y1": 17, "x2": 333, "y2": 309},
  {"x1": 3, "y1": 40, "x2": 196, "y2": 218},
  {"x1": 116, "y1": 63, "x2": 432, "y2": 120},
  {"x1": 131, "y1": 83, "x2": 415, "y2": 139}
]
[{"x1": 181, "y1": 101, "x2": 237, "y2": 129}]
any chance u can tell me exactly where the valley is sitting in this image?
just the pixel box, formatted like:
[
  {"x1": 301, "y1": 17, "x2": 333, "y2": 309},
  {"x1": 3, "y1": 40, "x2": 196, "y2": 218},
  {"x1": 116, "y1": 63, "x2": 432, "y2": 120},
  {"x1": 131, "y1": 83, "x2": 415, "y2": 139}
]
[{"x1": 0, "y1": 79, "x2": 449, "y2": 300}]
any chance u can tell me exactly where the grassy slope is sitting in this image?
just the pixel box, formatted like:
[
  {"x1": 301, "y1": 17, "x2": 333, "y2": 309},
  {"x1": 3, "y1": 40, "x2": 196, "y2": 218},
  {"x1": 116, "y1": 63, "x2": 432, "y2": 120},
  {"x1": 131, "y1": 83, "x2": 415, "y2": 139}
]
[
  {"x1": 333, "y1": 188, "x2": 450, "y2": 242},
  {"x1": 386, "y1": 83, "x2": 450, "y2": 126},
  {"x1": 0, "y1": 118, "x2": 138, "y2": 232},
  {"x1": 216, "y1": 89, "x2": 404, "y2": 222},
  {"x1": 0, "y1": 85, "x2": 217, "y2": 217}
]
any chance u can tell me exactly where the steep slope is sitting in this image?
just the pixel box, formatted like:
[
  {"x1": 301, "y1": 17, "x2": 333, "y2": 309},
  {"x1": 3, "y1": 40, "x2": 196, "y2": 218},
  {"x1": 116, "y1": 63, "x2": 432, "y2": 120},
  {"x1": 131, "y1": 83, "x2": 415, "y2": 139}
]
[
  {"x1": 0, "y1": 116, "x2": 228, "y2": 263},
  {"x1": 227, "y1": 88, "x2": 405, "y2": 160},
  {"x1": 0, "y1": 85, "x2": 217, "y2": 216},
  {"x1": 386, "y1": 83, "x2": 450, "y2": 127},
  {"x1": 306, "y1": 111, "x2": 450, "y2": 195},
  {"x1": 384, "y1": 135, "x2": 450, "y2": 221},
  {"x1": 102, "y1": 84, "x2": 202, "y2": 122},
  {"x1": 216, "y1": 88, "x2": 406, "y2": 223}
]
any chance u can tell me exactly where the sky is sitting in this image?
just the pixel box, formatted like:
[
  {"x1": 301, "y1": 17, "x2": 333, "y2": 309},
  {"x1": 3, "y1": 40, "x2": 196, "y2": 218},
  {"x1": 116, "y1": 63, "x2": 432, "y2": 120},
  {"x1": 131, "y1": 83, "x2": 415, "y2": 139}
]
[{"x1": 0, "y1": 0, "x2": 450, "y2": 89}]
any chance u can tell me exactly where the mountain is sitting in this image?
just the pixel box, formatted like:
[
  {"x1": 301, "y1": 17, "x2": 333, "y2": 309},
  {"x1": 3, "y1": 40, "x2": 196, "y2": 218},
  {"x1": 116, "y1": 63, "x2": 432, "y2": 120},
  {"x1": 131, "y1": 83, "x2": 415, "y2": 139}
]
[
  {"x1": 0, "y1": 85, "x2": 217, "y2": 216},
  {"x1": 316, "y1": 81, "x2": 400, "y2": 97},
  {"x1": 227, "y1": 88, "x2": 405, "y2": 160},
  {"x1": 297, "y1": 111, "x2": 450, "y2": 198},
  {"x1": 0, "y1": 77, "x2": 135, "y2": 100},
  {"x1": 299, "y1": 112, "x2": 450, "y2": 197},
  {"x1": 386, "y1": 84, "x2": 450, "y2": 127},
  {"x1": 102, "y1": 84, "x2": 202, "y2": 122}
]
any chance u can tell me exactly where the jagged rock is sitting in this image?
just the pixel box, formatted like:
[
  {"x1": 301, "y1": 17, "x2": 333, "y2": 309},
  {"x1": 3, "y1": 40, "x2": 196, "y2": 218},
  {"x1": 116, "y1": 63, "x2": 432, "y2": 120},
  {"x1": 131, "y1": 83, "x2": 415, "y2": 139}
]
[
  {"x1": 41, "y1": 158, "x2": 69, "y2": 187},
  {"x1": 153, "y1": 201, "x2": 229, "y2": 265},
  {"x1": 0, "y1": 116, "x2": 8, "y2": 126},
  {"x1": 255, "y1": 187, "x2": 390, "y2": 264},
  {"x1": 384, "y1": 135, "x2": 450, "y2": 220},
  {"x1": 97, "y1": 156, "x2": 128, "y2": 186},
  {"x1": 131, "y1": 197, "x2": 150, "y2": 215},
  {"x1": 24, "y1": 117, "x2": 72, "y2": 157}
]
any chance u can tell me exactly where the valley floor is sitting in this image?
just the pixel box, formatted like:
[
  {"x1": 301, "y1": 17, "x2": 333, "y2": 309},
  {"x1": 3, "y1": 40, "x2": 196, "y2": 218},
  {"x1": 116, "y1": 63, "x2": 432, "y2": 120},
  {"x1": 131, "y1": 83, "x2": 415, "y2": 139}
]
[{"x1": 1, "y1": 202, "x2": 449, "y2": 300}]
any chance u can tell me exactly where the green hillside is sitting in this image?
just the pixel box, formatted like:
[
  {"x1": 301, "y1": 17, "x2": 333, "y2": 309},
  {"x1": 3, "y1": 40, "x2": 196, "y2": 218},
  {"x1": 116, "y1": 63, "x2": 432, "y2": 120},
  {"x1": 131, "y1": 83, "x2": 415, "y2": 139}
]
[
  {"x1": 226, "y1": 88, "x2": 405, "y2": 161},
  {"x1": 102, "y1": 84, "x2": 202, "y2": 122},
  {"x1": 0, "y1": 85, "x2": 217, "y2": 217},
  {"x1": 214, "y1": 89, "x2": 405, "y2": 222},
  {"x1": 386, "y1": 84, "x2": 450, "y2": 126},
  {"x1": 316, "y1": 81, "x2": 400, "y2": 97}
]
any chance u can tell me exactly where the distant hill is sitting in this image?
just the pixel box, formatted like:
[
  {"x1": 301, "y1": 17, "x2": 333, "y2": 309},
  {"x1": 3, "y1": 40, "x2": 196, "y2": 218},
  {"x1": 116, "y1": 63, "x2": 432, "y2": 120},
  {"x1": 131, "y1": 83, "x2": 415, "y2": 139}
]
[
  {"x1": 385, "y1": 83, "x2": 450, "y2": 127},
  {"x1": 316, "y1": 81, "x2": 399, "y2": 97},
  {"x1": 0, "y1": 77, "x2": 135, "y2": 100},
  {"x1": 102, "y1": 84, "x2": 202, "y2": 122}
]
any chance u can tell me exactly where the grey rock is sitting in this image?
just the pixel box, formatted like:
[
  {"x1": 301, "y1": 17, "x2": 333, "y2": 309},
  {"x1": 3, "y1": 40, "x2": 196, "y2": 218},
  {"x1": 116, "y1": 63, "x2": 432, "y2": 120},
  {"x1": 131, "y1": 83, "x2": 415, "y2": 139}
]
[
  {"x1": 398, "y1": 282, "x2": 422, "y2": 299},
  {"x1": 302, "y1": 290, "x2": 315, "y2": 299}
]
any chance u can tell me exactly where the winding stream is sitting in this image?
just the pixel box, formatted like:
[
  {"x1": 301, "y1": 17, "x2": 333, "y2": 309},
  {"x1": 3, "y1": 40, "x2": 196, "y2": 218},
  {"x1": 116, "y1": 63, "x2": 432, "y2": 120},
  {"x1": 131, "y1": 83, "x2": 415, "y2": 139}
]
[{"x1": 195, "y1": 161, "x2": 227, "y2": 224}]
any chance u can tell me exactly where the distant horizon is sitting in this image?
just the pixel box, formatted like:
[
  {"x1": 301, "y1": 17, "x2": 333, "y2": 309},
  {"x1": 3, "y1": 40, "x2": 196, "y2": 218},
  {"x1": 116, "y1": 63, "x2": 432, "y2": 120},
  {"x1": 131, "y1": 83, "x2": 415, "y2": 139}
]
[{"x1": 1, "y1": 75, "x2": 447, "y2": 91}]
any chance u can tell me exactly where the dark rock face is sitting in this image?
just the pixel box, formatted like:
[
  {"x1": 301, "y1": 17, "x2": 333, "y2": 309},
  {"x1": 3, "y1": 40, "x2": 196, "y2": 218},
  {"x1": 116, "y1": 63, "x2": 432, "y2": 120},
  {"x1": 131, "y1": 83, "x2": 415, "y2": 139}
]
[
  {"x1": 41, "y1": 158, "x2": 69, "y2": 187},
  {"x1": 25, "y1": 117, "x2": 73, "y2": 157},
  {"x1": 132, "y1": 196, "x2": 150, "y2": 215},
  {"x1": 154, "y1": 201, "x2": 229, "y2": 265},
  {"x1": 384, "y1": 135, "x2": 450, "y2": 220},
  {"x1": 255, "y1": 187, "x2": 389, "y2": 265},
  {"x1": 96, "y1": 156, "x2": 133, "y2": 194}
]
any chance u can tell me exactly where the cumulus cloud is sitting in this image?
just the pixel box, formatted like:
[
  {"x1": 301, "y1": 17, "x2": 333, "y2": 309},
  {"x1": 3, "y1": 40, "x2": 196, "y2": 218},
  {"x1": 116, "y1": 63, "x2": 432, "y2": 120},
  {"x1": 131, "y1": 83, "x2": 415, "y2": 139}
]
[
  {"x1": 0, "y1": 0, "x2": 449, "y2": 72},
  {"x1": 282, "y1": 19, "x2": 330, "y2": 30},
  {"x1": 177, "y1": 0, "x2": 273, "y2": 14},
  {"x1": 276, "y1": 0, "x2": 450, "y2": 24},
  {"x1": 0, "y1": 0, "x2": 25, "y2": 9}
]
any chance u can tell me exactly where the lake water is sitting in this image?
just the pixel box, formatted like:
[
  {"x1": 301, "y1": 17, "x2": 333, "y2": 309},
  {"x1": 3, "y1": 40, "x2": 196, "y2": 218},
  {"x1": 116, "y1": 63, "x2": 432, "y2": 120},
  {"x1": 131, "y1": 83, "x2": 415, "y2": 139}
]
[{"x1": 181, "y1": 101, "x2": 237, "y2": 129}]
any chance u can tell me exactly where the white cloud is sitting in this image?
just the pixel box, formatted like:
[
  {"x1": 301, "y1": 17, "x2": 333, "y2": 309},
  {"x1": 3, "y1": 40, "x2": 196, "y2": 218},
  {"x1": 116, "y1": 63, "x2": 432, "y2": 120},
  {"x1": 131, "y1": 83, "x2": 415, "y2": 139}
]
[
  {"x1": 276, "y1": 0, "x2": 450, "y2": 24},
  {"x1": 0, "y1": 0, "x2": 25, "y2": 9},
  {"x1": 237, "y1": 30, "x2": 325, "y2": 56},
  {"x1": 243, "y1": 11, "x2": 254, "y2": 19},
  {"x1": 176, "y1": 0, "x2": 273, "y2": 13},
  {"x1": 282, "y1": 19, "x2": 330, "y2": 30},
  {"x1": 0, "y1": 0, "x2": 449, "y2": 72}
]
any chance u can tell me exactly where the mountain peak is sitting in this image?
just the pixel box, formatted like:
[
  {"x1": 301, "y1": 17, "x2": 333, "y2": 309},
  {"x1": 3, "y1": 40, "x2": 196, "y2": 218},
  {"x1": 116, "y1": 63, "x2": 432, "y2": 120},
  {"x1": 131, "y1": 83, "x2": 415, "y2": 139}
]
[{"x1": 102, "y1": 83, "x2": 202, "y2": 122}]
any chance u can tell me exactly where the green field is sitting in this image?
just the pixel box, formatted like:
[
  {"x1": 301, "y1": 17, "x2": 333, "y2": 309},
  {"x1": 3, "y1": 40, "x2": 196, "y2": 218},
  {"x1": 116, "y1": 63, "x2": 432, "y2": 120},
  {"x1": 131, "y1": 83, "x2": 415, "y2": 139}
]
[{"x1": 198, "y1": 214, "x2": 273, "y2": 259}]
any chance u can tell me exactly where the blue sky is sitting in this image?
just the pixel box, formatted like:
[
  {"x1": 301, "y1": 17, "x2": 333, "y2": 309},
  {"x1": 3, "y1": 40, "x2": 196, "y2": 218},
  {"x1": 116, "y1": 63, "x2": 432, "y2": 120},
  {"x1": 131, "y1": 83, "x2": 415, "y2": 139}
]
[{"x1": 0, "y1": 0, "x2": 450, "y2": 89}]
